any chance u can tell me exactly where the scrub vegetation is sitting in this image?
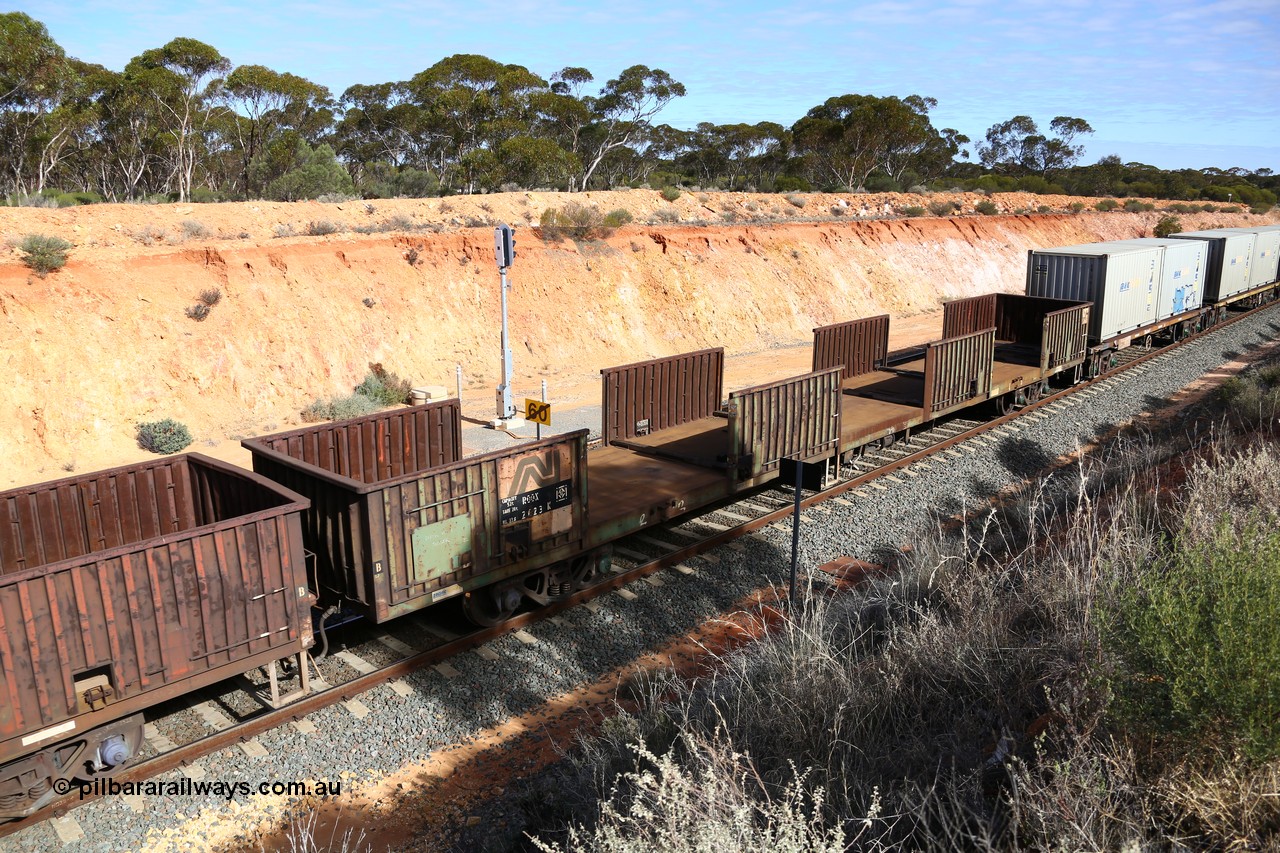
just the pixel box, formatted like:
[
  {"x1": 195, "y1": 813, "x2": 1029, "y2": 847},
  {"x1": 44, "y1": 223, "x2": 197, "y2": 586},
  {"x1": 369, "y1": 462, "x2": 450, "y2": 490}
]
[{"x1": 521, "y1": 372, "x2": 1280, "y2": 851}]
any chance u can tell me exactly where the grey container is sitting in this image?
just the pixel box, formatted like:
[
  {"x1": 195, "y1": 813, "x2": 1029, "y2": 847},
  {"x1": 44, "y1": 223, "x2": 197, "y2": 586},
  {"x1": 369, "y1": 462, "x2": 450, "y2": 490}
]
[
  {"x1": 1167, "y1": 229, "x2": 1256, "y2": 301},
  {"x1": 1215, "y1": 226, "x2": 1280, "y2": 288},
  {"x1": 1025, "y1": 241, "x2": 1160, "y2": 344},
  {"x1": 1108, "y1": 238, "x2": 1206, "y2": 321}
]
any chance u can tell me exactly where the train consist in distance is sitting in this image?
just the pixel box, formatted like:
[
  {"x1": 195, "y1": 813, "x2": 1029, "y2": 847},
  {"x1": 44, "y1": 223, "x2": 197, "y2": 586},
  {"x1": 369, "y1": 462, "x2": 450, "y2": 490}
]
[{"x1": 1, "y1": 224, "x2": 1277, "y2": 818}]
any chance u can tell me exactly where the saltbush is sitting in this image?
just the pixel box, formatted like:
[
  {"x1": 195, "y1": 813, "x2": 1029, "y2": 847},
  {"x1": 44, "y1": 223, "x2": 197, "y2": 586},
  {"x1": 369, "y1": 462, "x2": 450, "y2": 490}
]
[
  {"x1": 17, "y1": 234, "x2": 73, "y2": 276},
  {"x1": 784, "y1": 194, "x2": 806, "y2": 209},
  {"x1": 974, "y1": 200, "x2": 999, "y2": 215},
  {"x1": 540, "y1": 203, "x2": 609, "y2": 241},
  {"x1": 1095, "y1": 198, "x2": 1119, "y2": 212},
  {"x1": 900, "y1": 205, "x2": 926, "y2": 217},
  {"x1": 603, "y1": 208, "x2": 633, "y2": 228},
  {"x1": 927, "y1": 200, "x2": 957, "y2": 216},
  {"x1": 136, "y1": 419, "x2": 192, "y2": 454},
  {"x1": 355, "y1": 364, "x2": 412, "y2": 406},
  {"x1": 1105, "y1": 521, "x2": 1280, "y2": 760},
  {"x1": 301, "y1": 393, "x2": 379, "y2": 422},
  {"x1": 659, "y1": 186, "x2": 681, "y2": 202}
]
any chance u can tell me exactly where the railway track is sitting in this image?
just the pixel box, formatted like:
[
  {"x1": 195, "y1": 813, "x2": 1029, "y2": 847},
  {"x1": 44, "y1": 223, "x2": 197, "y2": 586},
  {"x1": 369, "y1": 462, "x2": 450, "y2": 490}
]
[{"x1": 6, "y1": 297, "x2": 1277, "y2": 843}]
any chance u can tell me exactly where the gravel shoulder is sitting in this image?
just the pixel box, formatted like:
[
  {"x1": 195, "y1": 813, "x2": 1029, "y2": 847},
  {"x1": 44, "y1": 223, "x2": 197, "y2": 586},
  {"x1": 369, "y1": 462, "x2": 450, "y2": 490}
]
[{"x1": 8, "y1": 304, "x2": 1277, "y2": 853}]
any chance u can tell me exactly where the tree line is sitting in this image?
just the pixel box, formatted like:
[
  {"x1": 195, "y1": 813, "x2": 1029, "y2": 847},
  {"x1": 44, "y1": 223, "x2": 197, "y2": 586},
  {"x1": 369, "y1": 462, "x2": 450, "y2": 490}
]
[{"x1": 2, "y1": 12, "x2": 1275, "y2": 209}]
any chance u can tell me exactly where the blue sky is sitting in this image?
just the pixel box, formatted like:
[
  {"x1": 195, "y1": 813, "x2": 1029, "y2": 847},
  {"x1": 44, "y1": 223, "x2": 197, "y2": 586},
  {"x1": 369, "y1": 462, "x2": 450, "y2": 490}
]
[{"x1": 19, "y1": 0, "x2": 1280, "y2": 171}]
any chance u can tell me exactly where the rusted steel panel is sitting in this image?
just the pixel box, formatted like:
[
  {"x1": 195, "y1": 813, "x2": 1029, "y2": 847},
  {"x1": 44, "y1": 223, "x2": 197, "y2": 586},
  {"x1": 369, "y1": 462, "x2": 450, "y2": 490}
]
[
  {"x1": 941, "y1": 294, "x2": 997, "y2": 339},
  {"x1": 249, "y1": 400, "x2": 461, "y2": 487},
  {"x1": 601, "y1": 348, "x2": 724, "y2": 443},
  {"x1": 923, "y1": 328, "x2": 995, "y2": 419},
  {"x1": 730, "y1": 368, "x2": 842, "y2": 481},
  {"x1": 248, "y1": 420, "x2": 590, "y2": 621},
  {"x1": 1041, "y1": 303, "x2": 1090, "y2": 372},
  {"x1": 811, "y1": 315, "x2": 889, "y2": 380},
  {"x1": 0, "y1": 454, "x2": 311, "y2": 768}
]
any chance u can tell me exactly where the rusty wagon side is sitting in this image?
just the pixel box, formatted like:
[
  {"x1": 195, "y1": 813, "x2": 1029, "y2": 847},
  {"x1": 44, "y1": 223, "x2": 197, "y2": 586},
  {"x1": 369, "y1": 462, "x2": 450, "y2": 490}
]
[
  {"x1": 0, "y1": 453, "x2": 313, "y2": 818},
  {"x1": 243, "y1": 404, "x2": 591, "y2": 624}
]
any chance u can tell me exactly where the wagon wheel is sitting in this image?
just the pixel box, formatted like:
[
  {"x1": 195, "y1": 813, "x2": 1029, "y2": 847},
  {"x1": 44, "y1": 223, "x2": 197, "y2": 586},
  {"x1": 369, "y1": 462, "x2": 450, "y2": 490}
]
[
  {"x1": 78, "y1": 720, "x2": 145, "y2": 781},
  {"x1": 462, "y1": 586, "x2": 520, "y2": 627},
  {"x1": 995, "y1": 393, "x2": 1015, "y2": 416},
  {"x1": 1024, "y1": 383, "x2": 1043, "y2": 405},
  {"x1": 879, "y1": 432, "x2": 897, "y2": 450},
  {"x1": 1142, "y1": 334, "x2": 1154, "y2": 349}
]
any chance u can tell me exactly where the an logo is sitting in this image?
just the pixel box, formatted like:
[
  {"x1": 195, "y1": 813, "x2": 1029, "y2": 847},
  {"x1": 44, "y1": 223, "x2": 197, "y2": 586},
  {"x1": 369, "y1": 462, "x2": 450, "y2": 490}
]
[{"x1": 505, "y1": 449, "x2": 562, "y2": 496}]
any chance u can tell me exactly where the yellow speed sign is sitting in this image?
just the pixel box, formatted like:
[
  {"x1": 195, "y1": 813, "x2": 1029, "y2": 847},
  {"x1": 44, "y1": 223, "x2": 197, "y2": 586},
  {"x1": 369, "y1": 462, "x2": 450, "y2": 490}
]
[{"x1": 524, "y1": 399, "x2": 552, "y2": 426}]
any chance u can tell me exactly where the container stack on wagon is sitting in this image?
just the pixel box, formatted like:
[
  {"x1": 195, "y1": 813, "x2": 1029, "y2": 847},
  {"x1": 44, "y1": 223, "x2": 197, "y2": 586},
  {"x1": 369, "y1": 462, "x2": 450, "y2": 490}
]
[
  {"x1": 1168, "y1": 229, "x2": 1256, "y2": 304},
  {"x1": 0, "y1": 455, "x2": 313, "y2": 817}
]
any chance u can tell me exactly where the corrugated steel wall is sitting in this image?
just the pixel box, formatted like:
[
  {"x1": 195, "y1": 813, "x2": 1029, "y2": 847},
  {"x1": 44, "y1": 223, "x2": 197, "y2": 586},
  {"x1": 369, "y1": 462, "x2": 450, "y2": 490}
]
[
  {"x1": 924, "y1": 328, "x2": 995, "y2": 418},
  {"x1": 1243, "y1": 230, "x2": 1280, "y2": 288},
  {"x1": 811, "y1": 315, "x2": 890, "y2": 380},
  {"x1": 0, "y1": 455, "x2": 309, "y2": 763},
  {"x1": 252, "y1": 400, "x2": 462, "y2": 486},
  {"x1": 1172, "y1": 232, "x2": 1255, "y2": 301},
  {"x1": 368, "y1": 432, "x2": 588, "y2": 620},
  {"x1": 601, "y1": 348, "x2": 724, "y2": 442},
  {"x1": 1042, "y1": 304, "x2": 1090, "y2": 371},
  {"x1": 942, "y1": 295, "x2": 997, "y2": 339},
  {"x1": 1027, "y1": 248, "x2": 1159, "y2": 342},
  {"x1": 730, "y1": 369, "x2": 842, "y2": 480}
]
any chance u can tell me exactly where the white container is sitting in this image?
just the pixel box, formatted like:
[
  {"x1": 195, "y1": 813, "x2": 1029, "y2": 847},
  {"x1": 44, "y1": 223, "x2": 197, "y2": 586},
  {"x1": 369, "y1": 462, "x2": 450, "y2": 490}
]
[
  {"x1": 1026, "y1": 241, "x2": 1160, "y2": 343},
  {"x1": 1108, "y1": 238, "x2": 1206, "y2": 322},
  {"x1": 1168, "y1": 229, "x2": 1255, "y2": 301},
  {"x1": 1214, "y1": 226, "x2": 1280, "y2": 289}
]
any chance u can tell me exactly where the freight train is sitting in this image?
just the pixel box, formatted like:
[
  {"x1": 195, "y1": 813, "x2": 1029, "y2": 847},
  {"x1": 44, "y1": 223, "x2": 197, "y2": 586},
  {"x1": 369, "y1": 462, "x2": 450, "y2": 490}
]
[{"x1": 0, "y1": 223, "x2": 1277, "y2": 818}]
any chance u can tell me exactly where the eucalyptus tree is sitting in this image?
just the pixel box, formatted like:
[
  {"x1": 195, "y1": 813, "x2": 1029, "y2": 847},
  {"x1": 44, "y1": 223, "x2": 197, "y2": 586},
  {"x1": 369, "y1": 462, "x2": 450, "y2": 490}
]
[
  {"x1": 216, "y1": 64, "x2": 333, "y2": 196},
  {"x1": 123, "y1": 38, "x2": 230, "y2": 200},
  {"x1": 575, "y1": 65, "x2": 685, "y2": 191},
  {"x1": 977, "y1": 115, "x2": 1093, "y2": 177},
  {"x1": 0, "y1": 11, "x2": 72, "y2": 194}
]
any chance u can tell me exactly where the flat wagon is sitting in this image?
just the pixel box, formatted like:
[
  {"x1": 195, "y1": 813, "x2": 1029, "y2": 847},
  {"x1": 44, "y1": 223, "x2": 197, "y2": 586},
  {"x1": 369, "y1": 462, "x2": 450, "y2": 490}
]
[
  {"x1": 0, "y1": 454, "x2": 313, "y2": 817},
  {"x1": 243, "y1": 401, "x2": 595, "y2": 625}
]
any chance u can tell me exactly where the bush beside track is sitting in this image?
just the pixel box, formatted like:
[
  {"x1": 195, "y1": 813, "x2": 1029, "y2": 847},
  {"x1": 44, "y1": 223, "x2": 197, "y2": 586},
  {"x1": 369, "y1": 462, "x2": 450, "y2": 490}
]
[{"x1": 520, "y1": 360, "x2": 1280, "y2": 852}]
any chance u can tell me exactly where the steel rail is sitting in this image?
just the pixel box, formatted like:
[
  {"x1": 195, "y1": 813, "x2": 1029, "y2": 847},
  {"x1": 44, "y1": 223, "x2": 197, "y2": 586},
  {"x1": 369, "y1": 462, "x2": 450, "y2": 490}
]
[{"x1": 6, "y1": 295, "x2": 1275, "y2": 837}]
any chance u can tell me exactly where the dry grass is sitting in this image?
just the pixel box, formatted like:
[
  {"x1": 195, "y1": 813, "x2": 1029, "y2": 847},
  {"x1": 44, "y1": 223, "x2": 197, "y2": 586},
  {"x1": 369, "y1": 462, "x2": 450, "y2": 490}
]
[{"x1": 521, "y1": 431, "x2": 1280, "y2": 851}]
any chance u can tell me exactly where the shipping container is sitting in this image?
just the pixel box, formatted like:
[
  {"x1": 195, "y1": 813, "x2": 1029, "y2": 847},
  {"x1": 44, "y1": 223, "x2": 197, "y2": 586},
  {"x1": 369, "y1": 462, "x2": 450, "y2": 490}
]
[
  {"x1": 812, "y1": 315, "x2": 890, "y2": 380},
  {"x1": 1215, "y1": 226, "x2": 1280, "y2": 288},
  {"x1": 601, "y1": 348, "x2": 724, "y2": 442},
  {"x1": 0, "y1": 454, "x2": 312, "y2": 816},
  {"x1": 245, "y1": 424, "x2": 589, "y2": 623},
  {"x1": 1026, "y1": 242, "x2": 1160, "y2": 343},
  {"x1": 1108, "y1": 238, "x2": 1207, "y2": 321},
  {"x1": 1167, "y1": 229, "x2": 1255, "y2": 302}
]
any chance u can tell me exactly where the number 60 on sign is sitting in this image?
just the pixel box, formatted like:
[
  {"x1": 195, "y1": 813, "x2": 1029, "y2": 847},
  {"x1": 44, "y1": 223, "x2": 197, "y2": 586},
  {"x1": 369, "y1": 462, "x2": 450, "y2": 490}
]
[{"x1": 524, "y1": 399, "x2": 552, "y2": 425}]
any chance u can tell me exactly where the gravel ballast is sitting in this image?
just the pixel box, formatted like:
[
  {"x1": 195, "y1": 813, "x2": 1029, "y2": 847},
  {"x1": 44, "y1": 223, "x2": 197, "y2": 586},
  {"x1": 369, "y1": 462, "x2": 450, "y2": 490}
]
[{"x1": 9, "y1": 303, "x2": 1278, "y2": 853}]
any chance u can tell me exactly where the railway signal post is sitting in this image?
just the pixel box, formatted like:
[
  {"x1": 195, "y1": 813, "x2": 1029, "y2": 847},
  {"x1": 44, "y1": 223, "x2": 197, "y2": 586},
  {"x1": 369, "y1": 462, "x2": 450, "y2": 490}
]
[{"x1": 493, "y1": 224, "x2": 520, "y2": 427}]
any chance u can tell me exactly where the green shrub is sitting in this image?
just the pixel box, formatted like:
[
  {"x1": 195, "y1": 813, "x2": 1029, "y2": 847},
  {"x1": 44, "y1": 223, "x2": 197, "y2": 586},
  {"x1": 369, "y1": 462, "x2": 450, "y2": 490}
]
[
  {"x1": 1199, "y1": 203, "x2": 1218, "y2": 213},
  {"x1": 1216, "y1": 369, "x2": 1280, "y2": 430},
  {"x1": 659, "y1": 186, "x2": 681, "y2": 202},
  {"x1": 301, "y1": 393, "x2": 379, "y2": 422},
  {"x1": 17, "y1": 234, "x2": 73, "y2": 276},
  {"x1": 189, "y1": 187, "x2": 219, "y2": 203},
  {"x1": 1154, "y1": 215, "x2": 1182, "y2": 238},
  {"x1": 1221, "y1": 204, "x2": 1242, "y2": 213},
  {"x1": 184, "y1": 304, "x2": 211, "y2": 321},
  {"x1": 1123, "y1": 199, "x2": 1155, "y2": 212},
  {"x1": 539, "y1": 202, "x2": 609, "y2": 241},
  {"x1": 1070, "y1": 201, "x2": 1086, "y2": 213},
  {"x1": 900, "y1": 205, "x2": 926, "y2": 217},
  {"x1": 1104, "y1": 521, "x2": 1280, "y2": 760},
  {"x1": 1250, "y1": 203, "x2": 1274, "y2": 215},
  {"x1": 784, "y1": 194, "x2": 806, "y2": 209},
  {"x1": 603, "y1": 208, "x2": 633, "y2": 228},
  {"x1": 181, "y1": 220, "x2": 209, "y2": 239},
  {"x1": 974, "y1": 200, "x2": 999, "y2": 215},
  {"x1": 355, "y1": 364, "x2": 412, "y2": 406},
  {"x1": 136, "y1": 419, "x2": 192, "y2": 454},
  {"x1": 927, "y1": 200, "x2": 957, "y2": 216},
  {"x1": 1095, "y1": 198, "x2": 1119, "y2": 212},
  {"x1": 266, "y1": 141, "x2": 356, "y2": 201},
  {"x1": 772, "y1": 175, "x2": 811, "y2": 193}
]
